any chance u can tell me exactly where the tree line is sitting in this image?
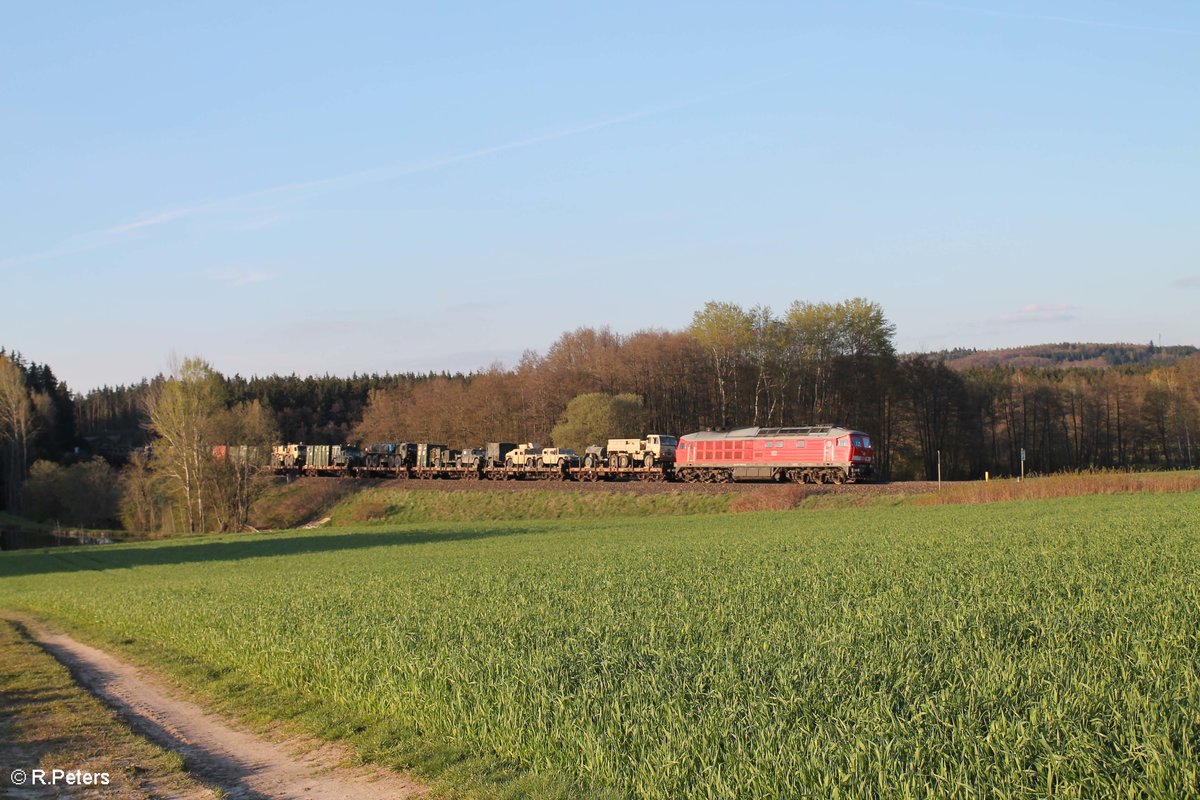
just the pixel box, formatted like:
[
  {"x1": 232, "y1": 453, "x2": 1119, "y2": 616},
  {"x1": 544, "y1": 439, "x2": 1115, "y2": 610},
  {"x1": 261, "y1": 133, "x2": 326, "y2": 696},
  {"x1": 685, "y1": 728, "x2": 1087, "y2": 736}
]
[{"x1": 2, "y1": 298, "x2": 1198, "y2": 532}]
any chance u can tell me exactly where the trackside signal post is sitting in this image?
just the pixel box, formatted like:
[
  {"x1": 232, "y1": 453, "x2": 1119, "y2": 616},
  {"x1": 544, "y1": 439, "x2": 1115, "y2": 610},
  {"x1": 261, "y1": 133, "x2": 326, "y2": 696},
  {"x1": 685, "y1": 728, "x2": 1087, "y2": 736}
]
[{"x1": 1020, "y1": 448, "x2": 1026, "y2": 481}]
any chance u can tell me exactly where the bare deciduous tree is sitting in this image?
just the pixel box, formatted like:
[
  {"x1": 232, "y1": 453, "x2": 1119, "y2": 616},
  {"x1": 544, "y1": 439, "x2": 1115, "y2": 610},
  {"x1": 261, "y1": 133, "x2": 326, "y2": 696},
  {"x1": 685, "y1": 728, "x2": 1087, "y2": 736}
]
[
  {"x1": 143, "y1": 357, "x2": 225, "y2": 533},
  {"x1": 0, "y1": 354, "x2": 34, "y2": 510}
]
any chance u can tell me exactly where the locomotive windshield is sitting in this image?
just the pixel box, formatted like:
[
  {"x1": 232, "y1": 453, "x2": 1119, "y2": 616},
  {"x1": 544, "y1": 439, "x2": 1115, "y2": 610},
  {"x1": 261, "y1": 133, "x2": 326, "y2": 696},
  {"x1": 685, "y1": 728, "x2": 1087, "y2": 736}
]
[{"x1": 852, "y1": 435, "x2": 871, "y2": 448}]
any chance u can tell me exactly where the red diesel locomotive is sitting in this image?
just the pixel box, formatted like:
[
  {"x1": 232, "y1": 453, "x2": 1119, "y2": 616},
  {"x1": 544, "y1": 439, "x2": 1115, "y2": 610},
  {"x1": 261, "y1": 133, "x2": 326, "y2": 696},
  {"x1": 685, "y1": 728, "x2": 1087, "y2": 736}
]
[{"x1": 675, "y1": 425, "x2": 874, "y2": 483}]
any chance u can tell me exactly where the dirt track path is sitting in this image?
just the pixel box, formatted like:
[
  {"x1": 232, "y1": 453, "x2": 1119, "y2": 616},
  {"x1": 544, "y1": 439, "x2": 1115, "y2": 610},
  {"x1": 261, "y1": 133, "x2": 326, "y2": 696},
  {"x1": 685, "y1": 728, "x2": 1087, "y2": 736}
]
[{"x1": 10, "y1": 616, "x2": 426, "y2": 800}]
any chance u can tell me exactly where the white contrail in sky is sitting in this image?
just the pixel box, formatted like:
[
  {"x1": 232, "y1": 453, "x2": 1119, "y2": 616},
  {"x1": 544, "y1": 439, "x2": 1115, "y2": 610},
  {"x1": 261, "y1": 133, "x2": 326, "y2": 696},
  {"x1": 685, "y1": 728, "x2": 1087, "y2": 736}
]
[
  {"x1": 2, "y1": 97, "x2": 702, "y2": 268},
  {"x1": 915, "y1": 1, "x2": 1200, "y2": 37}
]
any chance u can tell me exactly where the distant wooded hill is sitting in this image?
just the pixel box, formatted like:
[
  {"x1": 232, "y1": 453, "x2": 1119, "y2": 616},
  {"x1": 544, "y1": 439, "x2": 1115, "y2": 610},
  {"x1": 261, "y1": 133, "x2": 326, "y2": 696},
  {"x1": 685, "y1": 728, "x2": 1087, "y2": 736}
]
[
  {"x1": 929, "y1": 343, "x2": 1198, "y2": 370},
  {"x1": 5, "y1": 299, "x2": 1199, "y2": 521}
]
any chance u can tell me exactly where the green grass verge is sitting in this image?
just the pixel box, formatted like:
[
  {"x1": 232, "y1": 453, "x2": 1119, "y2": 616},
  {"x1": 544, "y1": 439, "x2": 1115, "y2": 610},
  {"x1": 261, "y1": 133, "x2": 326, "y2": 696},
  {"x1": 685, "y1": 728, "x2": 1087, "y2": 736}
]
[
  {"x1": 325, "y1": 486, "x2": 733, "y2": 526},
  {"x1": 2, "y1": 495, "x2": 1198, "y2": 798}
]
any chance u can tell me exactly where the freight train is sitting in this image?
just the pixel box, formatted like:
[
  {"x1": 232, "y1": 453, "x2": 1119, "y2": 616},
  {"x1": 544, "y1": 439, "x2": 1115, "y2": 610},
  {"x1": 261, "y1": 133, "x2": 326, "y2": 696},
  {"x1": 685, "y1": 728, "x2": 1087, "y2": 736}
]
[{"x1": 257, "y1": 425, "x2": 874, "y2": 483}]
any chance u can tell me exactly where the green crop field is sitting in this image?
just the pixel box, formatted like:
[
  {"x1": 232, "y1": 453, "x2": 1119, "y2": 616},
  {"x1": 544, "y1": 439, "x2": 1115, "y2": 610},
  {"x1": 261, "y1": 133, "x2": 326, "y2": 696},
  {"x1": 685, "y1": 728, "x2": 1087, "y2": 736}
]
[{"x1": 2, "y1": 494, "x2": 1198, "y2": 799}]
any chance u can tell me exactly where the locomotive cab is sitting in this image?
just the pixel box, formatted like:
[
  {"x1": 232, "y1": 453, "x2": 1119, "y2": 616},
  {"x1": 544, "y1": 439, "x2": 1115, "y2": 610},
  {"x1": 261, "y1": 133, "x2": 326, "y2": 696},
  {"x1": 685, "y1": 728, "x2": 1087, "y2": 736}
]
[{"x1": 849, "y1": 433, "x2": 874, "y2": 479}]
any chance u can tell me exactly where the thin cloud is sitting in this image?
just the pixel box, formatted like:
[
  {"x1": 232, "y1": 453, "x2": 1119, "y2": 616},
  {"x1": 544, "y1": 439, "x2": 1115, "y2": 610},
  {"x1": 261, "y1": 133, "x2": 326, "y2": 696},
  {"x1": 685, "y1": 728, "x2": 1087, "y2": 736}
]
[
  {"x1": 1171, "y1": 275, "x2": 1200, "y2": 289},
  {"x1": 206, "y1": 269, "x2": 279, "y2": 287},
  {"x1": 103, "y1": 208, "x2": 198, "y2": 236},
  {"x1": 217, "y1": 97, "x2": 702, "y2": 203},
  {"x1": 3, "y1": 97, "x2": 703, "y2": 269},
  {"x1": 915, "y1": 1, "x2": 1200, "y2": 38},
  {"x1": 992, "y1": 304, "x2": 1076, "y2": 324},
  {"x1": 226, "y1": 213, "x2": 286, "y2": 232}
]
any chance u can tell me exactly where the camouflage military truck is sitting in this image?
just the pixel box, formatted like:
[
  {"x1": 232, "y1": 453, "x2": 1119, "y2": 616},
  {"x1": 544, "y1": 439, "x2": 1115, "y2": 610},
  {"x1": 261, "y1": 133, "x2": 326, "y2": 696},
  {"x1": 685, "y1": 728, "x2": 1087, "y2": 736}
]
[
  {"x1": 504, "y1": 443, "x2": 543, "y2": 468},
  {"x1": 299, "y1": 444, "x2": 361, "y2": 469},
  {"x1": 458, "y1": 448, "x2": 486, "y2": 469},
  {"x1": 306, "y1": 445, "x2": 335, "y2": 468},
  {"x1": 484, "y1": 442, "x2": 517, "y2": 467},
  {"x1": 363, "y1": 443, "x2": 414, "y2": 468},
  {"x1": 606, "y1": 435, "x2": 678, "y2": 468},
  {"x1": 332, "y1": 445, "x2": 362, "y2": 468},
  {"x1": 272, "y1": 443, "x2": 307, "y2": 468},
  {"x1": 540, "y1": 447, "x2": 581, "y2": 469},
  {"x1": 582, "y1": 444, "x2": 607, "y2": 468},
  {"x1": 415, "y1": 443, "x2": 456, "y2": 468}
]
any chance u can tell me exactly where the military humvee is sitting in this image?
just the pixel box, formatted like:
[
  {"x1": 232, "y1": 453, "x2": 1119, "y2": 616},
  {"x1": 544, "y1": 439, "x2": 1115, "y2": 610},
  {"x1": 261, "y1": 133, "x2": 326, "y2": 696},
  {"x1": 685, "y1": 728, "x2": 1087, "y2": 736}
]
[
  {"x1": 505, "y1": 443, "x2": 543, "y2": 468},
  {"x1": 606, "y1": 435, "x2": 678, "y2": 468}
]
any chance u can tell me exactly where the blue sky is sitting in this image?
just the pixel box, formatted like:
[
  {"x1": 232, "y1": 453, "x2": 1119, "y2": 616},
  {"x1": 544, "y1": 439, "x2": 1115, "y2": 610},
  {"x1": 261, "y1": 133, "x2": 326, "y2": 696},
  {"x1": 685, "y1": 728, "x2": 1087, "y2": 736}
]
[{"x1": 3, "y1": 1, "x2": 1197, "y2": 391}]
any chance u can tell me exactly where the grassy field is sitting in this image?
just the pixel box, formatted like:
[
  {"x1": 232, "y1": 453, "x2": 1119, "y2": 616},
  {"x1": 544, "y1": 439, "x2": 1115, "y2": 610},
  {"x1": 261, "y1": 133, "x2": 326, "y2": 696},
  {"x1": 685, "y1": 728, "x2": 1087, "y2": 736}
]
[{"x1": 1, "y1": 494, "x2": 1198, "y2": 798}]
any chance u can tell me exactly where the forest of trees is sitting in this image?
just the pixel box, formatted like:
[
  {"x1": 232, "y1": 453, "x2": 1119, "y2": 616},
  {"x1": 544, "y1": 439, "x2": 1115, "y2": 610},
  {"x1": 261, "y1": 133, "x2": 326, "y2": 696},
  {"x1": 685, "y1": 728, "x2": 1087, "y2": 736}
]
[{"x1": 2, "y1": 297, "x2": 1198, "y2": 532}]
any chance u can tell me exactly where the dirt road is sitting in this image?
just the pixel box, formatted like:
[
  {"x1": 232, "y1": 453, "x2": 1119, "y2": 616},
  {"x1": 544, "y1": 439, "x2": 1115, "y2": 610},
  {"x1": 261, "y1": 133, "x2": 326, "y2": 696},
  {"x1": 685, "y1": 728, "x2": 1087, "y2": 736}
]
[{"x1": 11, "y1": 617, "x2": 426, "y2": 800}]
